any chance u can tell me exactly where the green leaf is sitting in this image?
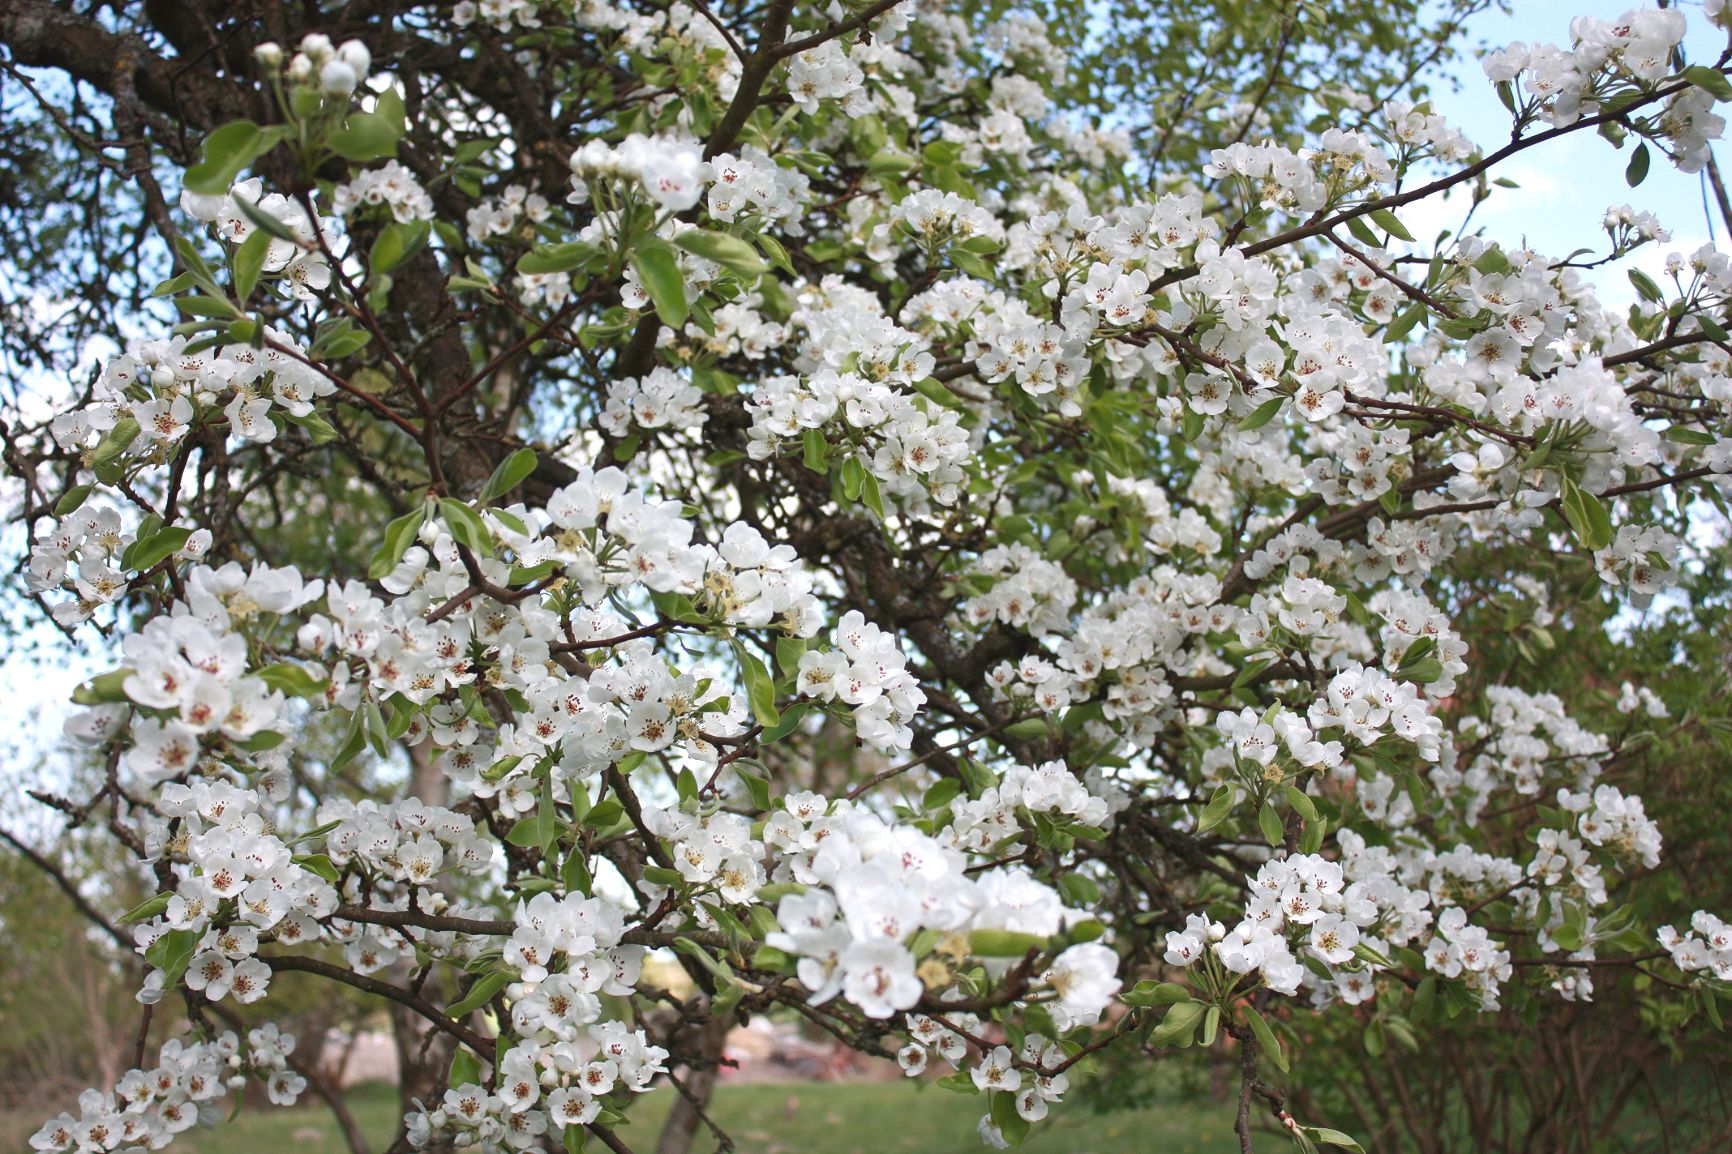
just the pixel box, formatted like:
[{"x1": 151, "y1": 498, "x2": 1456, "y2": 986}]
[
  {"x1": 235, "y1": 193, "x2": 302, "y2": 244},
  {"x1": 1284, "y1": 785, "x2": 1319, "y2": 822},
  {"x1": 54, "y1": 484, "x2": 94, "y2": 516},
  {"x1": 73, "y1": 668, "x2": 131, "y2": 706},
  {"x1": 736, "y1": 644, "x2": 780, "y2": 727},
  {"x1": 1121, "y1": 980, "x2": 1191, "y2": 1008},
  {"x1": 447, "y1": 971, "x2": 510, "y2": 1017},
  {"x1": 631, "y1": 241, "x2": 688, "y2": 329},
  {"x1": 1150, "y1": 1000, "x2": 1206, "y2": 1048},
  {"x1": 440, "y1": 497, "x2": 495, "y2": 557},
  {"x1": 1369, "y1": 207, "x2": 1415, "y2": 242},
  {"x1": 1383, "y1": 302, "x2": 1425, "y2": 344},
  {"x1": 1232, "y1": 657, "x2": 1275, "y2": 690},
  {"x1": 256, "y1": 663, "x2": 328, "y2": 697},
  {"x1": 370, "y1": 504, "x2": 428, "y2": 579},
  {"x1": 329, "y1": 112, "x2": 401, "y2": 162},
  {"x1": 1684, "y1": 65, "x2": 1732, "y2": 102},
  {"x1": 119, "y1": 893, "x2": 172, "y2": 925},
  {"x1": 759, "y1": 700, "x2": 811, "y2": 743},
  {"x1": 1628, "y1": 268, "x2": 1664, "y2": 304},
  {"x1": 674, "y1": 230, "x2": 766, "y2": 279},
  {"x1": 1625, "y1": 141, "x2": 1651, "y2": 188},
  {"x1": 175, "y1": 294, "x2": 242, "y2": 319},
  {"x1": 866, "y1": 148, "x2": 919, "y2": 177},
  {"x1": 1345, "y1": 214, "x2": 1382, "y2": 248},
  {"x1": 1004, "y1": 718, "x2": 1050, "y2": 740},
  {"x1": 483, "y1": 447, "x2": 538, "y2": 503},
  {"x1": 1558, "y1": 477, "x2": 1613, "y2": 551},
  {"x1": 1400, "y1": 656, "x2": 1444, "y2": 684},
  {"x1": 364, "y1": 697, "x2": 390, "y2": 757},
  {"x1": 911, "y1": 376, "x2": 967, "y2": 410},
  {"x1": 774, "y1": 636, "x2": 809, "y2": 681},
  {"x1": 233, "y1": 228, "x2": 272, "y2": 303},
  {"x1": 801, "y1": 427, "x2": 830, "y2": 475},
  {"x1": 144, "y1": 929, "x2": 200, "y2": 988},
  {"x1": 969, "y1": 929, "x2": 1047, "y2": 957},
  {"x1": 1197, "y1": 784, "x2": 1236, "y2": 833},
  {"x1": 1307, "y1": 1128, "x2": 1366, "y2": 1154},
  {"x1": 374, "y1": 87, "x2": 406, "y2": 134},
  {"x1": 128, "y1": 526, "x2": 194, "y2": 572},
  {"x1": 505, "y1": 817, "x2": 545, "y2": 848},
  {"x1": 184, "y1": 121, "x2": 278, "y2": 196},
  {"x1": 990, "y1": 1088, "x2": 1031, "y2": 1147},
  {"x1": 90, "y1": 418, "x2": 140, "y2": 472},
  {"x1": 1664, "y1": 426, "x2": 1716, "y2": 446},
  {"x1": 1411, "y1": 975, "x2": 1438, "y2": 1024},
  {"x1": 449, "y1": 1048, "x2": 482, "y2": 1089},
  {"x1": 1258, "y1": 800, "x2": 1284, "y2": 847},
  {"x1": 1246, "y1": 1007, "x2": 1288, "y2": 1072},
  {"x1": 734, "y1": 762, "x2": 772, "y2": 811},
  {"x1": 280, "y1": 410, "x2": 336, "y2": 447},
  {"x1": 1236, "y1": 395, "x2": 1284, "y2": 431},
  {"x1": 291, "y1": 853, "x2": 339, "y2": 882},
  {"x1": 369, "y1": 219, "x2": 431, "y2": 275},
  {"x1": 858, "y1": 469, "x2": 886, "y2": 520},
  {"x1": 518, "y1": 242, "x2": 594, "y2": 275},
  {"x1": 585, "y1": 799, "x2": 626, "y2": 831}
]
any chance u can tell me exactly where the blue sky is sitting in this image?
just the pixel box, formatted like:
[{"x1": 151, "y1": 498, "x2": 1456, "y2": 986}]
[{"x1": 1408, "y1": 0, "x2": 1730, "y2": 308}]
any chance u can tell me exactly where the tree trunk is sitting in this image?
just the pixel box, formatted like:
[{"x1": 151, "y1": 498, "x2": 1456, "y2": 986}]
[{"x1": 654, "y1": 1005, "x2": 734, "y2": 1154}]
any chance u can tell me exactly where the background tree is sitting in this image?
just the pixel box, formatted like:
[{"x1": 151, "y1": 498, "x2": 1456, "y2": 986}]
[{"x1": 4, "y1": 2, "x2": 1732, "y2": 1154}]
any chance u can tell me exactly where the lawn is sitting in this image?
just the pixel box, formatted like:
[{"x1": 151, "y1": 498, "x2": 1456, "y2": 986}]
[{"x1": 15, "y1": 1079, "x2": 1282, "y2": 1154}]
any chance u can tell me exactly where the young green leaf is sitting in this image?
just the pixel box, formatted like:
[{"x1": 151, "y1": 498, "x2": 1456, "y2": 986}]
[
  {"x1": 674, "y1": 230, "x2": 766, "y2": 279},
  {"x1": 482, "y1": 447, "x2": 538, "y2": 503},
  {"x1": 631, "y1": 241, "x2": 688, "y2": 329}
]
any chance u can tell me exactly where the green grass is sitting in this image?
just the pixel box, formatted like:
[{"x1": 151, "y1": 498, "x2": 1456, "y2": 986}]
[{"x1": 11, "y1": 1079, "x2": 1277, "y2": 1154}]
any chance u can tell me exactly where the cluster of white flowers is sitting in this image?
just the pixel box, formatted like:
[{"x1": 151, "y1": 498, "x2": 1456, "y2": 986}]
[
  {"x1": 598, "y1": 366, "x2": 707, "y2": 437},
  {"x1": 1562, "y1": 783, "x2": 1664, "y2": 869},
  {"x1": 31, "y1": 1029, "x2": 304, "y2": 1154},
  {"x1": 1615, "y1": 680, "x2": 1669, "y2": 717},
  {"x1": 744, "y1": 369, "x2": 976, "y2": 502},
  {"x1": 466, "y1": 183, "x2": 551, "y2": 242},
  {"x1": 944, "y1": 759, "x2": 1119, "y2": 854},
  {"x1": 785, "y1": 40, "x2": 869, "y2": 117},
  {"x1": 1593, "y1": 523, "x2": 1679, "y2": 604},
  {"x1": 797, "y1": 609, "x2": 926, "y2": 752},
  {"x1": 759, "y1": 797, "x2": 1120, "y2": 1021},
  {"x1": 1660, "y1": 911, "x2": 1732, "y2": 980},
  {"x1": 332, "y1": 159, "x2": 435, "y2": 222},
  {"x1": 181, "y1": 178, "x2": 332, "y2": 298},
  {"x1": 1382, "y1": 99, "x2": 1475, "y2": 161},
  {"x1": 569, "y1": 133, "x2": 710, "y2": 212},
  {"x1": 1204, "y1": 130, "x2": 1395, "y2": 215},
  {"x1": 963, "y1": 544, "x2": 1079, "y2": 637},
  {"x1": 885, "y1": 189, "x2": 1007, "y2": 249},
  {"x1": 708, "y1": 148, "x2": 811, "y2": 233}
]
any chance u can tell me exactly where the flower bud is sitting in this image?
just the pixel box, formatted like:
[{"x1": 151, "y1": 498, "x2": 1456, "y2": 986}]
[
  {"x1": 299, "y1": 33, "x2": 334, "y2": 61},
  {"x1": 319, "y1": 60, "x2": 359, "y2": 96},
  {"x1": 253, "y1": 42, "x2": 282, "y2": 69},
  {"x1": 336, "y1": 40, "x2": 372, "y2": 79}
]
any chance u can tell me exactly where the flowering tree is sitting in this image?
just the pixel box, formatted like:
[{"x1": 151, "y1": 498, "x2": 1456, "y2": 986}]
[{"x1": 6, "y1": 1, "x2": 1732, "y2": 1152}]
